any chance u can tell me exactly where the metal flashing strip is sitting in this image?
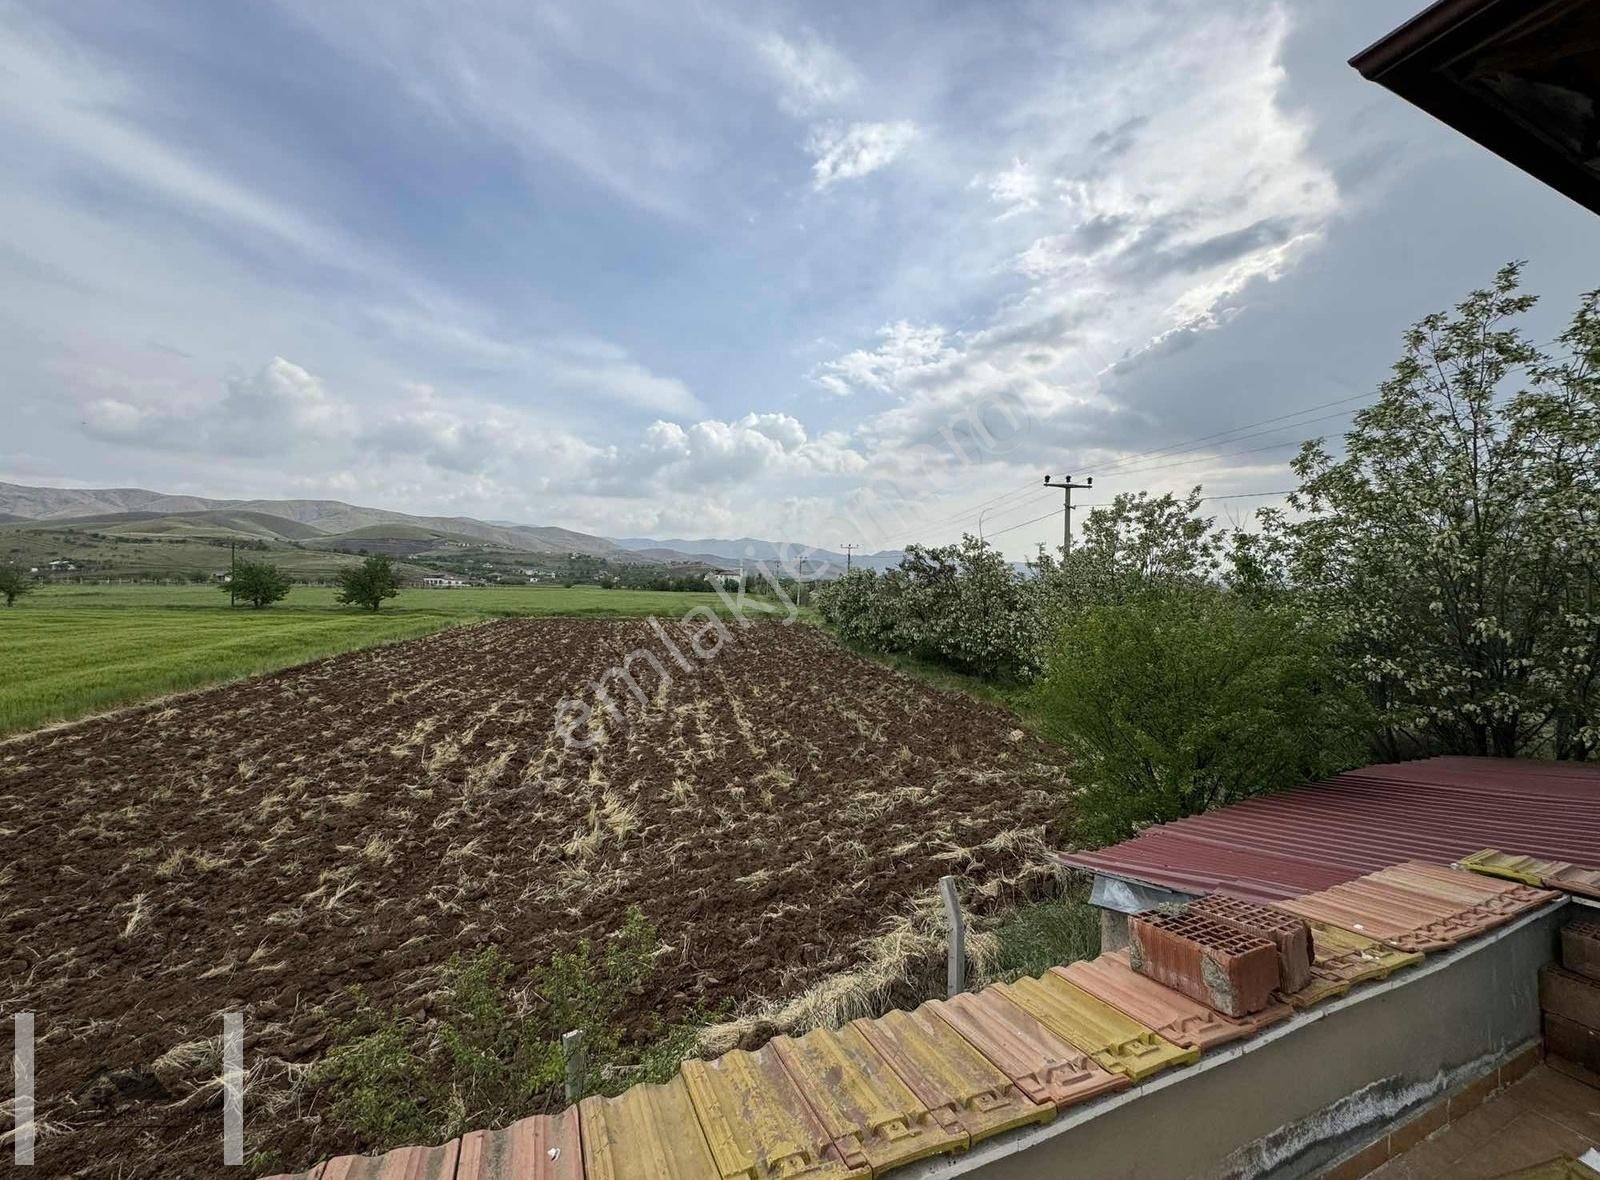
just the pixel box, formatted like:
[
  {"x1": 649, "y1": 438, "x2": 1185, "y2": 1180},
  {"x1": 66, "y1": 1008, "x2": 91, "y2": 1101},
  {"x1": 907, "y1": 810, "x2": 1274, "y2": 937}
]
[{"x1": 890, "y1": 898, "x2": 1570, "y2": 1180}]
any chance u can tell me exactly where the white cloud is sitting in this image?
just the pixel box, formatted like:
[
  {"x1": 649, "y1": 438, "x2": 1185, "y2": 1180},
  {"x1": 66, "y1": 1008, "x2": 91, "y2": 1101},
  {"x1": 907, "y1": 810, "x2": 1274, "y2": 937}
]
[
  {"x1": 80, "y1": 357, "x2": 355, "y2": 457},
  {"x1": 808, "y1": 121, "x2": 918, "y2": 189},
  {"x1": 0, "y1": 17, "x2": 352, "y2": 266},
  {"x1": 985, "y1": 158, "x2": 1041, "y2": 219},
  {"x1": 615, "y1": 411, "x2": 866, "y2": 489},
  {"x1": 760, "y1": 30, "x2": 857, "y2": 115},
  {"x1": 814, "y1": 322, "x2": 956, "y2": 397},
  {"x1": 823, "y1": 3, "x2": 1340, "y2": 480}
]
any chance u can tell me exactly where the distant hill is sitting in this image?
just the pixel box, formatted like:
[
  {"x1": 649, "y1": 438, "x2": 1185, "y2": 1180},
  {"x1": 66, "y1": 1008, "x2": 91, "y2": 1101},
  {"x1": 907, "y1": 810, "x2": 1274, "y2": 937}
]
[
  {"x1": 0, "y1": 482, "x2": 909, "y2": 581},
  {"x1": 613, "y1": 536, "x2": 906, "y2": 574},
  {"x1": 0, "y1": 482, "x2": 636, "y2": 560}
]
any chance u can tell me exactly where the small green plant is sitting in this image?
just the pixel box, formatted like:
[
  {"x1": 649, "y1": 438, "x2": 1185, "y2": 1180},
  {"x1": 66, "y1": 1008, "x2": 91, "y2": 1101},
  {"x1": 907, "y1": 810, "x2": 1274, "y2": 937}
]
[
  {"x1": 314, "y1": 907, "x2": 687, "y2": 1152},
  {"x1": 981, "y1": 885, "x2": 1102, "y2": 982}
]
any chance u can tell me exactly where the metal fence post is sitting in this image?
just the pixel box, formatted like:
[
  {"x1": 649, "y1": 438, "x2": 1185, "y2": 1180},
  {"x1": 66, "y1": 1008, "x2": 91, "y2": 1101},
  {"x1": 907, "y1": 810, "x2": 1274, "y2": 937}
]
[
  {"x1": 939, "y1": 875, "x2": 966, "y2": 997},
  {"x1": 562, "y1": 1028, "x2": 586, "y2": 1102}
]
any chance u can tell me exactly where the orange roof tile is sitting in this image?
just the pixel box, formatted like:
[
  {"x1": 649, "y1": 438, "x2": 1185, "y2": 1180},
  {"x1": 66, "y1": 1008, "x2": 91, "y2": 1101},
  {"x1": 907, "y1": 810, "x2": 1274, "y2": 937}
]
[
  {"x1": 1060, "y1": 953, "x2": 1289, "y2": 1050},
  {"x1": 457, "y1": 1109, "x2": 580, "y2": 1180}
]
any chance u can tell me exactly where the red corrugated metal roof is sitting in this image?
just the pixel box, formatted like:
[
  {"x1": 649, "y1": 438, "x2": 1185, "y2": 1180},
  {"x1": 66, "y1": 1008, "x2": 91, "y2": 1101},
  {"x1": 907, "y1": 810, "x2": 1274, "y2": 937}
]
[{"x1": 1056, "y1": 757, "x2": 1600, "y2": 902}]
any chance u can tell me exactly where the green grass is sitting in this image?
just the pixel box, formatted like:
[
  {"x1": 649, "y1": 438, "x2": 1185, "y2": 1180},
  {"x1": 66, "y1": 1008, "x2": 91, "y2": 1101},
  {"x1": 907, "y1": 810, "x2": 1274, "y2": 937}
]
[
  {"x1": 979, "y1": 884, "x2": 1102, "y2": 983},
  {"x1": 0, "y1": 583, "x2": 761, "y2": 736}
]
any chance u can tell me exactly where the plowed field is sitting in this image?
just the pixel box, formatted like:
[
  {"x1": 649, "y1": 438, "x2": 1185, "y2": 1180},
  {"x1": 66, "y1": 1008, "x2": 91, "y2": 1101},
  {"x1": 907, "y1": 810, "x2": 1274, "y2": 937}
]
[{"x1": 2, "y1": 618, "x2": 1067, "y2": 1176}]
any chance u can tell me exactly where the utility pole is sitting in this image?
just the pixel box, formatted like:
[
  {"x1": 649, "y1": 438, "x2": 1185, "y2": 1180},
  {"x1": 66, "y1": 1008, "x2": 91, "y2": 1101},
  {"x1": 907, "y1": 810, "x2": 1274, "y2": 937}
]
[
  {"x1": 841, "y1": 543, "x2": 859, "y2": 572},
  {"x1": 796, "y1": 555, "x2": 806, "y2": 607},
  {"x1": 1042, "y1": 474, "x2": 1093, "y2": 555},
  {"x1": 229, "y1": 540, "x2": 236, "y2": 608}
]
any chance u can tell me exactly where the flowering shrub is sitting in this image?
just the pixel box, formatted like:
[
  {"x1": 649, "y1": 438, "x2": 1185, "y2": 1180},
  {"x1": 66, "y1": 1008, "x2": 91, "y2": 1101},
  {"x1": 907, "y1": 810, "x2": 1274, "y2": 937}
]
[
  {"x1": 816, "y1": 492, "x2": 1224, "y2": 684},
  {"x1": 815, "y1": 536, "x2": 1043, "y2": 681}
]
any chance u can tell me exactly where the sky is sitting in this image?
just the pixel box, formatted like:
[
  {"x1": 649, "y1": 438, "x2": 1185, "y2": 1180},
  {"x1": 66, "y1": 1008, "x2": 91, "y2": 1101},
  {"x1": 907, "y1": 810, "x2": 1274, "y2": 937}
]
[{"x1": 3, "y1": 0, "x2": 1599, "y2": 557}]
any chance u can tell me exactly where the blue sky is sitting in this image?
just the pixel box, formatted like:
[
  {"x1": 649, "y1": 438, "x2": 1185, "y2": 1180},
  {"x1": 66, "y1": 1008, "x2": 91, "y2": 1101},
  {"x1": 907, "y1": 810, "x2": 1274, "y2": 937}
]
[{"x1": 4, "y1": 0, "x2": 1598, "y2": 555}]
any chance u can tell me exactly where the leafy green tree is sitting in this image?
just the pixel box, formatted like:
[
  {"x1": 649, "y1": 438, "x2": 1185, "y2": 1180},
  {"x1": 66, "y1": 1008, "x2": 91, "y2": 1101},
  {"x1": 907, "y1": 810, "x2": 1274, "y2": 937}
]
[
  {"x1": 222, "y1": 559, "x2": 291, "y2": 608},
  {"x1": 1244, "y1": 264, "x2": 1600, "y2": 760},
  {"x1": 815, "y1": 535, "x2": 1041, "y2": 680},
  {"x1": 0, "y1": 565, "x2": 32, "y2": 607},
  {"x1": 336, "y1": 554, "x2": 401, "y2": 611},
  {"x1": 1033, "y1": 587, "x2": 1371, "y2": 846},
  {"x1": 1031, "y1": 487, "x2": 1225, "y2": 625}
]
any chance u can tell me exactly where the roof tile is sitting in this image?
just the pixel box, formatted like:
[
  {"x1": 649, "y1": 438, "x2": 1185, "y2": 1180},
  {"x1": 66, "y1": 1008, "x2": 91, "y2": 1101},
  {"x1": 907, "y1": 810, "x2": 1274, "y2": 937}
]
[
  {"x1": 849, "y1": 1006, "x2": 1054, "y2": 1146},
  {"x1": 680, "y1": 1044, "x2": 868, "y2": 1180},
  {"x1": 769, "y1": 1026, "x2": 966, "y2": 1176},
  {"x1": 579, "y1": 1076, "x2": 721, "y2": 1180},
  {"x1": 929, "y1": 990, "x2": 1129, "y2": 1109},
  {"x1": 994, "y1": 973, "x2": 1197, "y2": 1082},
  {"x1": 456, "y1": 1109, "x2": 580, "y2": 1180},
  {"x1": 318, "y1": 1142, "x2": 461, "y2": 1180},
  {"x1": 1059, "y1": 952, "x2": 1289, "y2": 1050}
]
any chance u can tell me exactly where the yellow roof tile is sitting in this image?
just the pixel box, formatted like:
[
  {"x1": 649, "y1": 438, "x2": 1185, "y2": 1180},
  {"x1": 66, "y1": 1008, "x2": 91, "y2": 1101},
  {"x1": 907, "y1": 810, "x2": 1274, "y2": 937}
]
[
  {"x1": 769, "y1": 1026, "x2": 966, "y2": 1176},
  {"x1": 849, "y1": 1006, "x2": 1053, "y2": 1146},
  {"x1": 681, "y1": 1045, "x2": 868, "y2": 1180},
  {"x1": 995, "y1": 974, "x2": 1198, "y2": 1082},
  {"x1": 579, "y1": 1076, "x2": 721, "y2": 1180}
]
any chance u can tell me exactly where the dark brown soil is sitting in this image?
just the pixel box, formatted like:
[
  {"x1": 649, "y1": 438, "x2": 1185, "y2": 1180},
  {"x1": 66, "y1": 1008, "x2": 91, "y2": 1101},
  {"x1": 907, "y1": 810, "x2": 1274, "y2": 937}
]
[{"x1": 1, "y1": 618, "x2": 1066, "y2": 1177}]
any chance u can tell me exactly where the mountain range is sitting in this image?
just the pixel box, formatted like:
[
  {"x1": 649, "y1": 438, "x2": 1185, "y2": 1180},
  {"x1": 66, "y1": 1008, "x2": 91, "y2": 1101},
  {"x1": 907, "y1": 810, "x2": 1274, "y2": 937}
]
[{"x1": 0, "y1": 482, "x2": 905, "y2": 574}]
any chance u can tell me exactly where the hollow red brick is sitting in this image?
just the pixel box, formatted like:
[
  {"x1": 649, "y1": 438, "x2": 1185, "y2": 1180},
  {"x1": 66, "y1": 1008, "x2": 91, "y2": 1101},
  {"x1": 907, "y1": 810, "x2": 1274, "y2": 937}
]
[
  {"x1": 1561, "y1": 918, "x2": 1600, "y2": 982},
  {"x1": 1188, "y1": 894, "x2": 1314, "y2": 994},
  {"x1": 1128, "y1": 910, "x2": 1280, "y2": 1018}
]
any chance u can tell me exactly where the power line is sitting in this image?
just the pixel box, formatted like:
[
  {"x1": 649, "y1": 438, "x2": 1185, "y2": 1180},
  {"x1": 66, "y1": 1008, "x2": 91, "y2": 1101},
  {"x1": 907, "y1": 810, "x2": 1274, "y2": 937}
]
[
  {"x1": 982, "y1": 489, "x2": 1296, "y2": 541},
  {"x1": 883, "y1": 392, "x2": 1369, "y2": 545},
  {"x1": 1078, "y1": 391, "x2": 1371, "y2": 475}
]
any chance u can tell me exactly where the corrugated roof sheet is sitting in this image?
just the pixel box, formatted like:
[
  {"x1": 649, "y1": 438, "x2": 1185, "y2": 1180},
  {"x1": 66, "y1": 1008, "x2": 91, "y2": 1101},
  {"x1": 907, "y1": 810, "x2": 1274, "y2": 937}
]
[{"x1": 1057, "y1": 757, "x2": 1600, "y2": 901}]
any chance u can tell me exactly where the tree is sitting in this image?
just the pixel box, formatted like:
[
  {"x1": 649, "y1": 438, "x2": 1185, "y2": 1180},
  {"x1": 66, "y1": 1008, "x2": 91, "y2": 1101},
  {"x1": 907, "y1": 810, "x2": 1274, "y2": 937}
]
[
  {"x1": 1031, "y1": 487, "x2": 1225, "y2": 627},
  {"x1": 0, "y1": 566, "x2": 33, "y2": 607},
  {"x1": 337, "y1": 554, "x2": 401, "y2": 611},
  {"x1": 1252, "y1": 264, "x2": 1600, "y2": 760},
  {"x1": 222, "y1": 559, "x2": 291, "y2": 609},
  {"x1": 814, "y1": 535, "x2": 1042, "y2": 680},
  {"x1": 1033, "y1": 587, "x2": 1372, "y2": 846}
]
